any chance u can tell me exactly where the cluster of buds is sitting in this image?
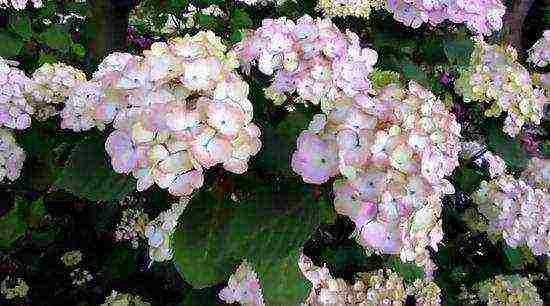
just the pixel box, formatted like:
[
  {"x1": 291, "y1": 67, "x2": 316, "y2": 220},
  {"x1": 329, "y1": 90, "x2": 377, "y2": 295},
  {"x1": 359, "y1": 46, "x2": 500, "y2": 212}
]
[
  {"x1": 317, "y1": 0, "x2": 383, "y2": 18},
  {"x1": 60, "y1": 250, "x2": 83, "y2": 267},
  {"x1": 114, "y1": 207, "x2": 149, "y2": 249},
  {"x1": 0, "y1": 0, "x2": 41, "y2": 10},
  {"x1": 94, "y1": 31, "x2": 261, "y2": 197},
  {"x1": 477, "y1": 274, "x2": 543, "y2": 306},
  {"x1": 0, "y1": 276, "x2": 29, "y2": 300},
  {"x1": 144, "y1": 197, "x2": 189, "y2": 263},
  {"x1": 101, "y1": 290, "x2": 151, "y2": 306},
  {"x1": 235, "y1": 15, "x2": 378, "y2": 112},
  {"x1": 218, "y1": 260, "x2": 265, "y2": 306},
  {"x1": 455, "y1": 38, "x2": 547, "y2": 137},
  {"x1": 0, "y1": 128, "x2": 25, "y2": 182},
  {"x1": 528, "y1": 30, "x2": 550, "y2": 68},
  {"x1": 0, "y1": 57, "x2": 33, "y2": 130},
  {"x1": 473, "y1": 174, "x2": 549, "y2": 256},
  {"x1": 298, "y1": 254, "x2": 441, "y2": 305},
  {"x1": 293, "y1": 82, "x2": 461, "y2": 276}
]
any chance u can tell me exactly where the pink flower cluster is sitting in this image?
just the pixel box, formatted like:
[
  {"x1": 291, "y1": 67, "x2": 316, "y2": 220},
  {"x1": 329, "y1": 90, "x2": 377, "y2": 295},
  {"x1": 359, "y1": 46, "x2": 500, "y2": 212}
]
[
  {"x1": 293, "y1": 82, "x2": 461, "y2": 276},
  {"x1": 0, "y1": 0, "x2": 41, "y2": 10},
  {"x1": 235, "y1": 15, "x2": 378, "y2": 111},
  {"x1": 298, "y1": 253, "x2": 441, "y2": 305},
  {"x1": 474, "y1": 174, "x2": 549, "y2": 256},
  {"x1": 385, "y1": 0, "x2": 505, "y2": 36},
  {"x1": 528, "y1": 30, "x2": 550, "y2": 68},
  {"x1": 521, "y1": 157, "x2": 550, "y2": 190},
  {"x1": 92, "y1": 31, "x2": 261, "y2": 197},
  {"x1": 145, "y1": 197, "x2": 189, "y2": 262},
  {"x1": 218, "y1": 260, "x2": 265, "y2": 306},
  {"x1": 0, "y1": 57, "x2": 33, "y2": 130},
  {"x1": 455, "y1": 38, "x2": 547, "y2": 137},
  {"x1": 0, "y1": 128, "x2": 25, "y2": 182}
]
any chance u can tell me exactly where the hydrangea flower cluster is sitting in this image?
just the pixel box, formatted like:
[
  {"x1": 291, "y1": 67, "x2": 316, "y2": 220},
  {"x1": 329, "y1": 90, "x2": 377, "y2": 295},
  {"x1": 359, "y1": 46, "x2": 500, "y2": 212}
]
[
  {"x1": 101, "y1": 290, "x2": 151, "y2": 306},
  {"x1": 473, "y1": 174, "x2": 549, "y2": 256},
  {"x1": 298, "y1": 254, "x2": 441, "y2": 305},
  {"x1": 30, "y1": 63, "x2": 87, "y2": 106},
  {"x1": 317, "y1": 0, "x2": 383, "y2": 18},
  {"x1": 144, "y1": 197, "x2": 189, "y2": 263},
  {"x1": 0, "y1": 277, "x2": 29, "y2": 300},
  {"x1": 114, "y1": 207, "x2": 149, "y2": 249},
  {"x1": 0, "y1": 57, "x2": 34, "y2": 130},
  {"x1": 95, "y1": 31, "x2": 262, "y2": 197},
  {"x1": 237, "y1": 0, "x2": 294, "y2": 6},
  {"x1": 477, "y1": 274, "x2": 543, "y2": 306},
  {"x1": 0, "y1": 0, "x2": 42, "y2": 10},
  {"x1": 528, "y1": 30, "x2": 550, "y2": 68},
  {"x1": 316, "y1": 0, "x2": 505, "y2": 36},
  {"x1": 385, "y1": 0, "x2": 505, "y2": 35},
  {"x1": 218, "y1": 260, "x2": 265, "y2": 306},
  {"x1": 521, "y1": 157, "x2": 550, "y2": 190},
  {"x1": 455, "y1": 38, "x2": 547, "y2": 137},
  {"x1": 293, "y1": 82, "x2": 461, "y2": 275},
  {"x1": 0, "y1": 128, "x2": 26, "y2": 182},
  {"x1": 60, "y1": 250, "x2": 83, "y2": 267},
  {"x1": 235, "y1": 15, "x2": 378, "y2": 111}
]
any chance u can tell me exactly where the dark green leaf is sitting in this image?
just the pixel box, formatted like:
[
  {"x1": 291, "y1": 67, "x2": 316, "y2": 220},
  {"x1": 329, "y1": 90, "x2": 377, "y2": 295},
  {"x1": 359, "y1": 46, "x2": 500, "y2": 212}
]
[
  {"x1": 444, "y1": 37, "x2": 473, "y2": 67},
  {"x1": 230, "y1": 9, "x2": 253, "y2": 29},
  {"x1": 39, "y1": 25, "x2": 72, "y2": 51},
  {"x1": 0, "y1": 32, "x2": 24, "y2": 58},
  {"x1": 9, "y1": 14, "x2": 32, "y2": 41},
  {"x1": 55, "y1": 138, "x2": 136, "y2": 202},
  {"x1": 0, "y1": 198, "x2": 27, "y2": 247}
]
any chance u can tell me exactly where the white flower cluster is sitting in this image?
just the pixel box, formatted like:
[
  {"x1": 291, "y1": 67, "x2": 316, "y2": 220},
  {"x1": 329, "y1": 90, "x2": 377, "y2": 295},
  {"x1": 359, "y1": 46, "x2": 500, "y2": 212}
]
[
  {"x1": 161, "y1": 4, "x2": 226, "y2": 34},
  {"x1": 472, "y1": 154, "x2": 549, "y2": 256},
  {"x1": 0, "y1": 128, "x2": 25, "y2": 182},
  {"x1": 477, "y1": 274, "x2": 543, "y2": 306},
  {"x1": 318, "y1": 0, "x2": 383, "y2": 18},
  {"x1": 235, "y1": 15, "x2": 378, "y2": 111},
  {"x1": 0, "y1": 57, "x2": 33, "y2": 130},
  {"x1": 94, "y1": 32, "x2": 261, "y2": 197},
  {"x1": 0, "y1": 0, "x2": 41, "y2": 10},
  {"x1": 455, "y1": 38, "x2": 547, "y2": 137},
  {"x1": 0, "y1": 276, "x2": 29, "y2": 300},
  {"x1": 298, "y1": 253, "x2": 441, "y2": 305},
  {"x1": 101, "y1": 290, "x2": 151, "y2": 306},
  {"x1": 528, "y1": 30, "x2": 550, "y2": 68},
  {"x1": 144, "y1": 197, "x2": 189, "y2": 263},
  {"x1": 218, "y1": 260, "x2": 265, "y2": 306}
]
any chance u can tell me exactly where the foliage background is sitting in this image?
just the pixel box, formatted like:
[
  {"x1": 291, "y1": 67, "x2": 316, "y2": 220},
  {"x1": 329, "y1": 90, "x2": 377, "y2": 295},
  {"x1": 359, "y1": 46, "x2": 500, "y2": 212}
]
[{"x1": 0, "y1": 0, "x2": 549, "y2": 305}]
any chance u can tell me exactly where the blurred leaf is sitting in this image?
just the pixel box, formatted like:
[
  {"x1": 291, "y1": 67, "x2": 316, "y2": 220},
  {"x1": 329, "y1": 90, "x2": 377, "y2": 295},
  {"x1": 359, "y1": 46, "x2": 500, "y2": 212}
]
[
  {"x1": 230, "y1": 9, "x2": 253, "y2": 29},
  {"x1": 9, "y1": 14, "x2": 32, "y2": 41},
  {"x1": 486, "y1": 123, "x2": 527, "y2": 172},
  {"x1": 452, "y1": 166, "x2": 484, "y2": 193},
  {"x1": 39, "y1": 25, "x2": 72, "y2": 51},
  {"x1": 38, "y1": 52, "x2": 58, "y2": 65},
  {"x1": 0, "y1": 197, "x2": 27, "y2": 247},
  {"x1": 444, "y1": 37, "x2": 473, "y2": 67},
  {"x1": 70, "y1": 43, "x2": 86, "y2": 58},
  {"x1": 504, "y1": 247, "x2": 524, "y2": 269},
  {"x1": 173, "y1": 180, "x2": 324, "y2": 304},
  {"x1": 26, "y1": 197, "x2": 46, "y2": 228},
  {"x1": 55, "y1": 138, "x2": 136, "y2": 202},
  {"x1": 229, "y1": 30, "x2": 243, "y2": 44},
  {"x1": 401, "y1": 61, "x2": 428, "y2": 85},
  {"x1": 387, "y1": 257, "x2": 425, "y2": 283},
  {"x1": 0, "y1": 31, "x2": 24, "y2": 58}
]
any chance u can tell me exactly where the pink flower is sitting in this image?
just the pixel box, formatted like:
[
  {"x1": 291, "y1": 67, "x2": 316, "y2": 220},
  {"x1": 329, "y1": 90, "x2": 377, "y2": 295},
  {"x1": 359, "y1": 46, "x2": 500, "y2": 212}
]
[{"x1": 291, "y1": 132, "x2": 339, "y2": 184}]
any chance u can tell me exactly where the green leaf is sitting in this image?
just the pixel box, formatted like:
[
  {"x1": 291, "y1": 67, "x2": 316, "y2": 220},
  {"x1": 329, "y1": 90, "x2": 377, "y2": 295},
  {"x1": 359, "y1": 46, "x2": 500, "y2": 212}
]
[
  {"x1": 230, "y1": 9, "x2": 253, "y2": 29},
  {"x1": 401, "y1": 61, "x2": 428, "y2": 85},
  {"x1": 0, "y1": 198, "x2": 28, "y2": 248},
  {"x1": 504, "y1": 247, "x2": 524, "y2": 269},
  {"x1": 70, "y1": 43, "x2": 86, "y2": 57},
  {"x1": 486, "y1": 122, "x2": 527, "y2": 173},
  {"x1": 173, "y1": 180, "x2": 325, "y2": 304},
  {"x1": 38, "y1": 24, "x2": 72, "y2": 51},
  {"x1": 452, "y1": 166, "x2": 485, "y2": 193},
  {"x1": 9, "y1": 14, "x2": 32, "y2": 41},
  {"x1": 55, "y1": 138, "x2": 136, "y2": 202},
  {"x1": 38, "y1": 52, "x2": 58, "y2": 65},
  {"x1": 229, "y1": 30, "x2": 243, "y2": 44},
  {"x1": 0, "y1": 32, "x2": 24, "y2": 58},
  {"x1": 444, "y1": 37, "x2": 473, "y2": 67}
]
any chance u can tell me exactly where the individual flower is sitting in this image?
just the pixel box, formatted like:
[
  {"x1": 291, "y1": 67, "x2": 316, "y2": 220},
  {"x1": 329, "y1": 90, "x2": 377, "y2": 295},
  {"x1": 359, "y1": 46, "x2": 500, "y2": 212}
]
[
  {"x1": 477, "y1": 274, "x2": 543, "y2": 306},
  {"x1": 218, "y1": 260, "x2": 265, "y2": 306},
  {"x1": 0, "y1": 128, "x2": 25, "y2": 182},
  {"x1": 291, "y1": 131, "x2": 339, "y2": 184},
  {"x1": 60, "y1": 250, "x2": 83, "y2": 267},
  {"x1": 528, "y1": 30, "x2": 550, "y2": 68},
  {"x1": 1, "y1": 277, "x2": 29, "y2": 300},
  {"x1": 101, "y1": 290, "x2": 151, "y2": 306},
  {"x1": 0, "y1": 57, "x2": 34, "y2": 129},
  {"x1": 455, "y1": 38, "x2": 547, "y2": 137}
]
